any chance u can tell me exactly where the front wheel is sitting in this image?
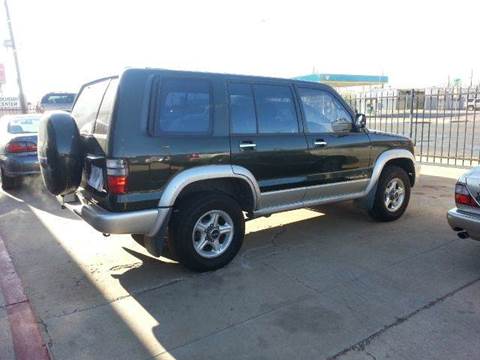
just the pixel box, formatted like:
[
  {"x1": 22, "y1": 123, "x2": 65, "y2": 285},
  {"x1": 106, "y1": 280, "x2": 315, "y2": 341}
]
[
  {"x1": 369, "y1": 165, "x2": 411, "y2": 222},
  {"x1": 169, "y1": 192, "x2": 245, "y2": 272}
]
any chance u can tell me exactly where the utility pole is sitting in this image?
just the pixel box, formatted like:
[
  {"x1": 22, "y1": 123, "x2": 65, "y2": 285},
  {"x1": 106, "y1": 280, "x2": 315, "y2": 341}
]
[{"x1": 4, "y1": 0, "x2": 27, "y2": 113}]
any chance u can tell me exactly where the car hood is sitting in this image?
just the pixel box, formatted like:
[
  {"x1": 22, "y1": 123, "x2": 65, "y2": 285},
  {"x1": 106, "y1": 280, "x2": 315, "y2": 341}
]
[{"x1": 367, "y1": 129, "x2": 411, "y2": 140}]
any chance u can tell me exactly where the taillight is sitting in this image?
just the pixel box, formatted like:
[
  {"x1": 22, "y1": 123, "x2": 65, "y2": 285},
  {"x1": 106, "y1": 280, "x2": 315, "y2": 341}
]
[
  {"x1": 106, "y1": 159, "x2": 128, "y2": 194},
  {"x1": 6, "y1": 141, "x2": 37, "y2": 153},
  {"x1": 455, "y1": 182, "x2": 478, "y2": 208}
]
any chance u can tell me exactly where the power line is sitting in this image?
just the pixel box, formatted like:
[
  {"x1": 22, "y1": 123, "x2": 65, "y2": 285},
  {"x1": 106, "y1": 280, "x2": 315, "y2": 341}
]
[{"x1": 4, "y1": 0, "x2": 27, "y2": 113}]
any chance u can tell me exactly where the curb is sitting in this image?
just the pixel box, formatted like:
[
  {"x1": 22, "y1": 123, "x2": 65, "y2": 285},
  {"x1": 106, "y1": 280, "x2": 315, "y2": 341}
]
[{"x1": 0, "y1": 235, "x2": 50, "y2": 360}]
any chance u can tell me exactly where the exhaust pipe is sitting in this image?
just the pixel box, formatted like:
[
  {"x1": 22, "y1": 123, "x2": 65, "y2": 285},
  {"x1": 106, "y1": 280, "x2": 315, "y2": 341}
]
[{"x1": 457, "y1": 231, "x2": 470, "y2": 239}]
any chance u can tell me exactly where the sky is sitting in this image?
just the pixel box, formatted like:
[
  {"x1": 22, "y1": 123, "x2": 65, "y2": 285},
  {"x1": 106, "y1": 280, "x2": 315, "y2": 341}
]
[{"x1": 0, "y1": 0, "x2": 479, "y2": 102}]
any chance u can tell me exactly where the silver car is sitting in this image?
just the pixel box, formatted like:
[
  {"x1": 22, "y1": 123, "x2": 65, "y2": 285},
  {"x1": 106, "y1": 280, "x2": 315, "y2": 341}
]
[
  {"x1": 0, "y1": 114, "x2": 41, "y2": 190},
  {"x1": 467, "y1": 98, "x2": 480, "y2": 111},
  {"x1": 447, "y1": 167, "x2": 480, "y2": 240}
]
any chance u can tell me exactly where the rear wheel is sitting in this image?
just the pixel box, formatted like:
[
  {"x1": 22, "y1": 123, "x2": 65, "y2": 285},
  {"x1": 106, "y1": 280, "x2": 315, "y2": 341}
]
[
  {"x1": 1, "y1": 168, "x2": 18, "y2": 190},
  {"x1": 169, "y1": 192, "x2": 245, "y2": 272},
  {"x1": 369, "y1": 165, "x2": 411, "y2": 222}
]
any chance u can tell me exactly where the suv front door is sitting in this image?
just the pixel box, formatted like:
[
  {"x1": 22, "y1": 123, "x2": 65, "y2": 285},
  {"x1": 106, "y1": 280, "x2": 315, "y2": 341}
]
[
  {"x1": 228, "y1": 82, "x2": 310, "y2": 209},
  {"x1": 296, "y1": 86, "x2": 371, "y2": 201}
]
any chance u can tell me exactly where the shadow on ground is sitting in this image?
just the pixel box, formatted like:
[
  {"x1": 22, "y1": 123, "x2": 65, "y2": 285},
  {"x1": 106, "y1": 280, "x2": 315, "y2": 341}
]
[
  {"x1": 1, "y1": 173, "x2": 480, "y2": 359},
  {"x1": 0, "y1": 181, "x2": 154, "y2": 359},
  {"x1": 1, "y1": 175, "x2": 78, "y2": 220},
  {"x1": 110, "y1": 174, "x2": 480, "y2": 359}
]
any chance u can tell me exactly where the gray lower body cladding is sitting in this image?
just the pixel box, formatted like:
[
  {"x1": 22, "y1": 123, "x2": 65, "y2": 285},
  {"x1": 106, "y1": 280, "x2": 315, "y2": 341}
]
[{"x1": 60, "y1": 191, "x2": 172, "y2": 237}]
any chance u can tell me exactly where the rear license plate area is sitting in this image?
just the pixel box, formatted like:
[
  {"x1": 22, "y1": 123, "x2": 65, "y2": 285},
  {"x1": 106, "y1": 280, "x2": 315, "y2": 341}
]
[{"x1": 87, "y1": 165, "x2": 104, "y2": 192}]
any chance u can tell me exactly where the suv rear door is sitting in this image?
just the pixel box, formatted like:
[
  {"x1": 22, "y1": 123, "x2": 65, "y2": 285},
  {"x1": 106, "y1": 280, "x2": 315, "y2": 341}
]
[
  {"x1": 71, "y1": 77, "x2": 118, "y2": 205},
  {"x1": 296, "y1": 85, "x2": 371, "y2": 201},
  {"x1": 228, "y1": 81, "x2": 310, "y2": 207}
]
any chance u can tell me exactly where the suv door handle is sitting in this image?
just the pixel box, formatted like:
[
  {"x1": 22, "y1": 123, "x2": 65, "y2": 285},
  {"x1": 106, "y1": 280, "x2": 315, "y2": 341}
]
[
  {"x1": 239, "y1": 142, "x2": 256, "y2": 150},
  {"x1": 314, "y1": 140, "x2": 327, "y2": 147}
]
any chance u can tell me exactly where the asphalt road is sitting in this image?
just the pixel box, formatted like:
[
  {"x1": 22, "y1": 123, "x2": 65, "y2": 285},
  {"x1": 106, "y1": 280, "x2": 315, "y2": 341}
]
[
  {"x1": 369, "y1": 113, "x2": 480, "y2": 166},
  {"x1": 1, "y1": 166, "x2": 480, "y2": 360}
]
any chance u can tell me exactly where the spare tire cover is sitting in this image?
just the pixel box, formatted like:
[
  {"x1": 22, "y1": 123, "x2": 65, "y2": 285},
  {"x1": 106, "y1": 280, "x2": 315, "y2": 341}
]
[{"x1": 38, "y1": 111, "x2": 83, "y2": 196}]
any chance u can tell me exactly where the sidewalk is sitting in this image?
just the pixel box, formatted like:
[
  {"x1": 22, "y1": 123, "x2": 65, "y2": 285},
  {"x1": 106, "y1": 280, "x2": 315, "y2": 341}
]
[
  {"x1": 0, "y1": 234, "x2": 50, "y2": 360},
  {"x1": 0, "y1": 289, "x2": 15, "y2": 360},
  {"x1": 419, "y1": 163, "x2": 466, "y2": 179}
]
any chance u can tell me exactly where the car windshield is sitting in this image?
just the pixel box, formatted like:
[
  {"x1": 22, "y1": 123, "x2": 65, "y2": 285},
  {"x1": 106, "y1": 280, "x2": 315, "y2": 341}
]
[
  {"x1": 7, "y1": 116, "x2": 41, "y2": 134},
  {"x1": 41, "y1": 93, "x2": 76, "y2": 105}
]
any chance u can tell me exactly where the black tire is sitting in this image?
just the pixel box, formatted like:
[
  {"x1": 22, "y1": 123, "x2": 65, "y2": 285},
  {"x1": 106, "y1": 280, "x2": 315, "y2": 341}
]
[
  {"x1": 1, "y1": 168, "x2": 18, "y2": 190},
  {"x1": 38, "y1": 112, "x2": 83, "y2": 196},
  {"x1": 169, "y1": 192, "x2": 245, "y2": 272},
  {"x1": 468, "y1": 105, "x2": 475, "y2": 111},
  {"x1": 369, "y1": 165, "x2": 411, "y2": 222},
  {"x1": 131, "y1": 234, "x2": 145, "y2": 245}
]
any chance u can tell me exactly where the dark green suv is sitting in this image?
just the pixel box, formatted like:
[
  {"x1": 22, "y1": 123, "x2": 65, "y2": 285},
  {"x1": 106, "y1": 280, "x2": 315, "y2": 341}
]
[{"x1": 38, "y1": 68, "x2": 418, "y2": 272}]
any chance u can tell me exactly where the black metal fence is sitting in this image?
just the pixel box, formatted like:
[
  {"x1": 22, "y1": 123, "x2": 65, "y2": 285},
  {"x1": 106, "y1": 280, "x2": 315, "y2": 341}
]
[{"x1": 344, "y1": 87, "x2": 480, "y2": 167}]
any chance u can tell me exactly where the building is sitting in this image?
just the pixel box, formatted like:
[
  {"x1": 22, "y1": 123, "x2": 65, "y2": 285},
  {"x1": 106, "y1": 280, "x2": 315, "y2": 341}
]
[{"x1": 293, "y1": 73, "x2": 388, "y2": 88}]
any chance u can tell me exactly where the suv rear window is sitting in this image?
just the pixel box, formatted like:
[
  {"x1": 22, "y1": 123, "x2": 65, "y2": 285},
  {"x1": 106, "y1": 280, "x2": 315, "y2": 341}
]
[
  {"x1": 94, "y1": 78, "x2": 118, "y2": 135},
  {"x1": 72, "y1": 79, "x2": 110, "y2": 134},
  {"x1": 153, "y1": 78, "x2": 211, "y2": 135}
]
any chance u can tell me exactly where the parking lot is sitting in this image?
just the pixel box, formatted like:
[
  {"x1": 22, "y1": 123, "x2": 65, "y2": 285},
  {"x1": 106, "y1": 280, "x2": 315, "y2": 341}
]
[{"x1": 1, "y1": 165, "x2": 480, "y2": 360}]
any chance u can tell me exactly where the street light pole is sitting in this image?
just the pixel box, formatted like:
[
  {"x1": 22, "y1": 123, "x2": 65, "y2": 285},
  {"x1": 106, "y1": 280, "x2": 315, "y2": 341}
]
[{"x1": 4, "y1": 0, "x2": 27, "y2": 113}]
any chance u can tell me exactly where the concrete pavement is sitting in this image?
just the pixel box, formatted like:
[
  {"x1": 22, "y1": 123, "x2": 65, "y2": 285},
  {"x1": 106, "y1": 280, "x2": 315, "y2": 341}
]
[
  {"x1": 0, "y1": 166, "x2": 479, "y2": 359},
  {"x1": 0, "y1": 288, "x2": 15, "y2": 360},
  {"x1": 337, "y1": 282, "x2": 480, "y2": 360}
]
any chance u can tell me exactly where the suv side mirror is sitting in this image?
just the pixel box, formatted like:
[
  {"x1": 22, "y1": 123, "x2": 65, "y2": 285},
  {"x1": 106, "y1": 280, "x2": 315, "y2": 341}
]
[
  {"x1": 355, "y1": 113, "x2": 367, "y2": 129},
  {"x1": 331, "y1": 117, "x2": 352, "y2": 134}
]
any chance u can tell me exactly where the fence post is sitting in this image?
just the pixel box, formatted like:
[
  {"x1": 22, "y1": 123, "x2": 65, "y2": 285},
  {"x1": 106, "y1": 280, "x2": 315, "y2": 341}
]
[{"x1": 409, "y1": 89, "x2": 415, "y2": 139}]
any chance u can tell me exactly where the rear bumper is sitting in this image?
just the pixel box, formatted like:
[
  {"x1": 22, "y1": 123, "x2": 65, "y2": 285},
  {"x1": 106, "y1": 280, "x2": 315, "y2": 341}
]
[
  {"x1": 1, "y1": 154, "x2": 40, "y2": 177},
  {"x1": 60, "y1": 192, "x2": 171, "y2": 236},
  {"x1": 447, "y1": 207, "x2": 480, "y2": 240}
]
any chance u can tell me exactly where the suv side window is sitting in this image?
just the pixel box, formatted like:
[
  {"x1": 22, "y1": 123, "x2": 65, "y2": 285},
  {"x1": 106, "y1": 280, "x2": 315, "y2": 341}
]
[
  {"x1": 253, "y1": 84, "x2": 299, "y2": 134},
  {"x1": 154, "y1": 78, "x2": 211, "y2": 135},
  {"x1": 229, "y1": 83, "x2": 256, "y2": 134},
  {"x1": 298, "y1": 88, "x2": 352, "y2": 133}
]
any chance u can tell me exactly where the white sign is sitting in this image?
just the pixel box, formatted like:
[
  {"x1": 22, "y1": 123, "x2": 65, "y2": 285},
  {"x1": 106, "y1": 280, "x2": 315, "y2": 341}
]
[{"x1": 0, "y1": 96, "x2": 20, "y2": 109}]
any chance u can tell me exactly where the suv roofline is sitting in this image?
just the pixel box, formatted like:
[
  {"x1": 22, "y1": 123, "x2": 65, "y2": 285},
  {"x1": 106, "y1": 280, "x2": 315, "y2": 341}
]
[
  {"x1": 86, "y1": 67, "x2": 339, "y2": 92},
  {"x1": 138, "y1": 67, "x2": 339, "y2": 88}
]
